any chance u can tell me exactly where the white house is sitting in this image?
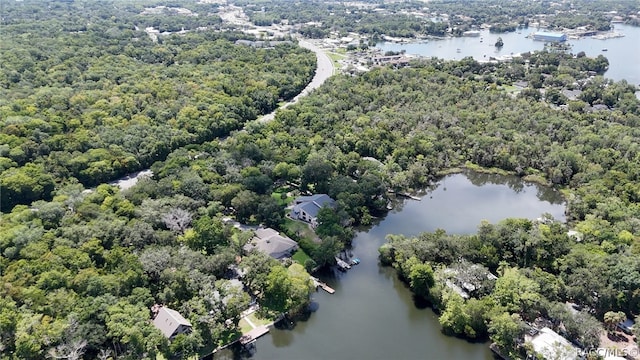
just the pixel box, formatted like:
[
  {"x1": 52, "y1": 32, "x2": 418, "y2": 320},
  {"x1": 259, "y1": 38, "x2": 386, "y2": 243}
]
[{"x1": 527, "y1": 327, "x2": 578, "y2": 360}]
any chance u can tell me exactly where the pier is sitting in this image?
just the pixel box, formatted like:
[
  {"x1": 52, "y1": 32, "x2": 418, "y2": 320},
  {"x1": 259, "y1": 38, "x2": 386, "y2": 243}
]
[
  {"x1": 240, "y1": 325, "x2": 270, "y2": 346},
  {"x1": 398, "y1": 192, "x2": 421, "y2": 201},
  {"x1": 311, "y1": 276, "x2": 335, "y2": 294}
]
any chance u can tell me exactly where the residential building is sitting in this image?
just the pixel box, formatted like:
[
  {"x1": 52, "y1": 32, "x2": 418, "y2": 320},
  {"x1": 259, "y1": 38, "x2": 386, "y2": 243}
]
[
  {"x1": 243, "y1": 227, "x2": 298, "y2": 259},
  {"x1": 532, "y1": 32, "x2": 567, "y2": 42},
  {"x1": 290, "y1": 194, "x2": 336, "y2": 228},
  {"x1": 152, "y1": 306, "x2": 192, "y2": 340},
  {"x1": 526, "y1": 327, "x2": 578, "y2": 360}
]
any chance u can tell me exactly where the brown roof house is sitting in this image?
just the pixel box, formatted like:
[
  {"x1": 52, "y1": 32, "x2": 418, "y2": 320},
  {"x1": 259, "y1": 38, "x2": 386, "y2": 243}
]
[
  {"x1": 243, "y1": 227, "x2": 298, "y2": 259},
  {"x1": 152, "y1": 306, "x2": 192, "y2": 340}
]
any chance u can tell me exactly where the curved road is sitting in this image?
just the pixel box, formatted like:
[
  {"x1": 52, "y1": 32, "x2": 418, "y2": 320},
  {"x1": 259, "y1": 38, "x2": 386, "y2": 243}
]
[
  {"x1": 257, "y1": 40, "x2": 335, "y2": 123},
  {"x1": 112, "y1": 39, "x2": 333, "y2": 190}
]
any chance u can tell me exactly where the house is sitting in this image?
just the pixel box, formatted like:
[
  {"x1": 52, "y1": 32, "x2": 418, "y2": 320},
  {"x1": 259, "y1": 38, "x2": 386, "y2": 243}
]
[
  {"x1": 526, "y1": 327, "x2": 578, "y2": 360},
  {"x1": 532, "y1": 32, "x2": 567, "y2": 42},
  {"x1": 562, "y1": 89, "x2": 583, "y2": 101},
  {"x1": 462, "y1": 30, "x2": 481, "y2": 37},
  {"x1": 513, "y1": 80, "x2": 529, "y2": 89},
  {"x1": 152, "y1": 306, "x2": 192, "y2": 340},
  {"x1": 243, "y1": 227, "x2": 298, "y2": 259},
  {"x1": 290, "y1": 194, "x2": 336, "y2": 228},
  {"x1": 617, "y1": 318, "x2": 635, "y2": 335}
]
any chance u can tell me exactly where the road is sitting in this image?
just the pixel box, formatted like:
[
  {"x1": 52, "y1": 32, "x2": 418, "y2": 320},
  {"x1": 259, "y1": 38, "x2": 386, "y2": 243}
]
[
  {"x1": 109, "y1": 39, "x2": 333, "y2": 190},
  {"x1": 257, "y1": 40, "x2": 335, "y2": 123}
]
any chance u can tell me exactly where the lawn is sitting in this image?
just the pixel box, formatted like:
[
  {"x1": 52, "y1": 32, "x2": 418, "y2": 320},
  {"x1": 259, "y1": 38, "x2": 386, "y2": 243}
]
[
  {"x1": 328, "y1": 52, "x2": 347, "y2": 72},
  {"x1": 239, "y1": 312, "x2": 272, "y2": 334},
  {"x1": 292, "y1": 248, "x2": 312, "y2": 265},
  {"x1": 283, "y1": 218, "x2": 319, "y2": 243},
  {"x1": 271, "y1": 186, "x2": 295, "y2": 206}
]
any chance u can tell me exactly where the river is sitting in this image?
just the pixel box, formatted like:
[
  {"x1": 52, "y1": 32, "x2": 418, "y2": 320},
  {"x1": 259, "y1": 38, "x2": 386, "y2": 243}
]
[
  {"x1": 217, "y1": 171, "x2": 565, "y2": 360},
  {"x1": 377, "y1": 24, "x2": 640, "y2": 86}
]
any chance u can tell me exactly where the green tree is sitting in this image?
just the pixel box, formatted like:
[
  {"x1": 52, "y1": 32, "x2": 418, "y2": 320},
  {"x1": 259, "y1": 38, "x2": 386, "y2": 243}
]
[
  {"x1": 188, "y1": 215, "x2": 230, "y2": 254},
  {"x1": 439, "y1": 291, "x2": 474, "y2": 337},
  {"x1": 488, "y1": 312, "x2": 524, "y2": 354},
  {"x1": 492, "y1": 267, "x2": 541, "y2": 318},
  {"x1": 409, "y1": 262, "x2": 435, "y2": 299},
  {"x1": 603, "y1": 311, "x2": 625, "y2": 333}
]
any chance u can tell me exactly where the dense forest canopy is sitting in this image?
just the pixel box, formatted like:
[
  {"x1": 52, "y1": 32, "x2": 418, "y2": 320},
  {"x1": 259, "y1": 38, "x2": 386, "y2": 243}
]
[
  {"x1": 0, "y1": 0, "x2": 315, "y2": 211},
  {"x1": 239, "y1": 0, "x2": 639, "y2": 39}
]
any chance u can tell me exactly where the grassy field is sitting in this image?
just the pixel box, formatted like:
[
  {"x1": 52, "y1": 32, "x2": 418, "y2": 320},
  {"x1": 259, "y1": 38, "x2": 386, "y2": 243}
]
[
  {"x1": 239, "y1": 312, "x2": 272, "y2": 334},
  {"x1": 292, "y1": 248, "x2": 312, "y2": 265},
  {"x1": 283, "y1": 218, "x2": 319, "y2": 243},
  {"x1": 327, "y1": 51, "x2": 347, "y2": 72},
  {"x1": 271, "y1": 186, "x2": 295, "y2": 206}
]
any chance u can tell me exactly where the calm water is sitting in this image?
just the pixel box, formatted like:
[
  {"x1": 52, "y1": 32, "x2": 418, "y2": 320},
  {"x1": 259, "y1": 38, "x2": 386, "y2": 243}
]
[
  {"x1": 219, "y1": 171, "x2": 565, "y2": 360},
  {"x1": 377, "y1": 24, "x2": 640, "y2": 85}
]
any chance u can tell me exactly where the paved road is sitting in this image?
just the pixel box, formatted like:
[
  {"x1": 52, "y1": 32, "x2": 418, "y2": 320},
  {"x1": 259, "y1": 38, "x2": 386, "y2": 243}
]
[
  {"x1": 109, "y1": 40, "x2": 333, "y2": 191},
  {"x1": 257, "y1": 40, "x2": 334, "y2": 123}
]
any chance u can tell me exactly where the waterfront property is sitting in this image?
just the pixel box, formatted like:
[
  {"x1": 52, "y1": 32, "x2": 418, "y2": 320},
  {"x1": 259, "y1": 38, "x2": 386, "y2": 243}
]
[
  {"x1": 526, "y1": 327, "x2": 578, "y2": 360},
  {"x1": 532, "y1": 31, "x2": 567, "y2": 42},
  {"x1": 290, "y1": 194, "x2": 336, "y2": 228},
  {"x1": 218, "y1": 172, "x2": 566, "y2": 360},
  {"x1": 463, "y1": 30, "x2": 481, "y2": 37},
  {"x1": 243, "y1": 227, "x2": 298, "y2": 259},
  {"x1": 152, "y1": 306, "x2": 193, "y2": 340}
]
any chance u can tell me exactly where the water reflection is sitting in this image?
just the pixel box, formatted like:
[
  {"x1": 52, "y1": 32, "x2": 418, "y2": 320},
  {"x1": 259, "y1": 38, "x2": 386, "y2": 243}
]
[{"x1": 217, "y1": 171, "x2": 565, "y2": 360}]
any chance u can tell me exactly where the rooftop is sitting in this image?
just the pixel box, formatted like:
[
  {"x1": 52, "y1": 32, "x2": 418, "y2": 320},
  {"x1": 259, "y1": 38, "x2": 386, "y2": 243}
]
[
  {"x1": 528, "y1": 327, "x2": 578, "y2": 360},
  {"x1": 152, "y1": 307, "x2": 192, "y2": 339},
  {"x1": 292, "y1": 194, "x2": 336, "y2": 218},
  {"x1": 243, "y1": 228, "x2": 298, "y2": 259}
]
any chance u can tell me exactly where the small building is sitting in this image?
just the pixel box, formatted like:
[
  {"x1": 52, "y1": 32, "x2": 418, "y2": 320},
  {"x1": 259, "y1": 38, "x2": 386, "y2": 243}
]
[
  {"x1": 370, "y1": 55, "x2": 411, "y2": 67},
  {"x1": 290, "y1": 194, "x2": 336, "y2": 228},
  {"x1": 532, "y1": 32, "x2": 567, "y2": 42},
  {"x1": 513, "y1": 80, "x2": 529, "y2": 89},
  {"x1": 243, "y1": 227, "x2": 298, "y2": 259},
  {"x1": 617, "y1": 318, "x2": 635, "y2": 335},
  {"x1": 152, "y1": 306, "x2": 192, "y2": 340},
  {"x1": 527, "y1": 327, "x2": 578, "y2": 360},
  {"x1": 562, "y1": 89, "x2": 583, "y2": 101}
]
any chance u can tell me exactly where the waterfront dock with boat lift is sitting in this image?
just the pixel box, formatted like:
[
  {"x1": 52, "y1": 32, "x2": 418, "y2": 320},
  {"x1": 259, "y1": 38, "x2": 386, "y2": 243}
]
[{"x1": 335, "y1": 257, "x2": 351, "y2": 271}]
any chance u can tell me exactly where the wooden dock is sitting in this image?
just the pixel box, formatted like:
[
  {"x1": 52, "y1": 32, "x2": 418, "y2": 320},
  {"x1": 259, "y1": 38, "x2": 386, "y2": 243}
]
[
  {"x1": 240, "y1": 325, "x2": 270, "y2": 345},
  {"x1": 398, "y1": 192, "x2": 421, "y2": 201},
  {"x1": 318, "y1": 281, "x2": 335, "y2": 294},
  {"x1": 311, "y1": 276, "x2": 335, "y2": 294}
]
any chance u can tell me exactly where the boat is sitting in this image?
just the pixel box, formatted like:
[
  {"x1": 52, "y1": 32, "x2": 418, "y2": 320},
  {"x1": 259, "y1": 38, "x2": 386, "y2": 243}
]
[
  {"x1": 602, "y1": 48, "x2": 608, "y2": 51},
  {"x1": 351, "y1": 258, "x2": 361, "y2": 265}
]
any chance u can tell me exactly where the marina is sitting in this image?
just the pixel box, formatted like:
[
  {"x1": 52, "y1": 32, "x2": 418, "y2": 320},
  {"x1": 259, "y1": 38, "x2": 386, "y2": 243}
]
[{"x1": 377, "y1": 24, "x2": 640, "y2": 86}]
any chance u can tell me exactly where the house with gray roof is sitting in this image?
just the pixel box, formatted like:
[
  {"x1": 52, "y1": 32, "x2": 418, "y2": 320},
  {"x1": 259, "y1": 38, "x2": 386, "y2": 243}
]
[
  {"x1": 290, "y1": 194, "x2": 336, "y2": 228},
  {"x1": 243, "y1": 227, "x2": 298, "y2": 259},
  {"x1": 152, "y1": 306, "x2": 192, "y2": 340}
]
